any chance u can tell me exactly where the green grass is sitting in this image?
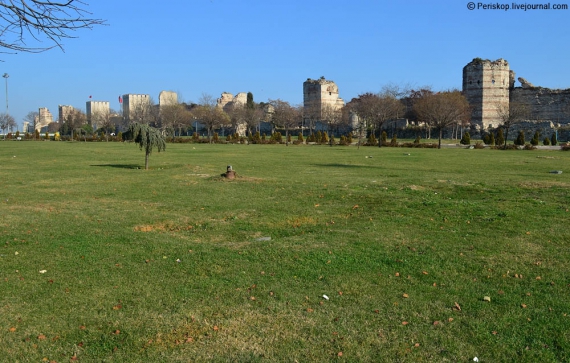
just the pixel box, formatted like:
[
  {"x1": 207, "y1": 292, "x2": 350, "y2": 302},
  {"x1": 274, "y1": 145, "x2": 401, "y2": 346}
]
[{"x1": 1, "y1": 141, "x2": 569, "y2": 362}]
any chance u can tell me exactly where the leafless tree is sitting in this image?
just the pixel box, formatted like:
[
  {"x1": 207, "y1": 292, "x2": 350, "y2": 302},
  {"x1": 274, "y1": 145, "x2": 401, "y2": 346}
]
[
  {"x1": 0, "y1": 1, "x2": 105, "y2": 55},
  {"x1": 243, "y1": 106, "x2": 265, "y2": 136},
  {"x1": 347, "y1": 92, "x2": 404, "y2": 148},
  {"x1": 92, "y1": 109, "x2": 115, "y2": 141},
  {"x1": 496, "y1": 102, "x2": 530, "y2": 148},
  {"x1": 160, "y1": 103, "x2": 193, "y2": 141},
  {"x1": 269, "y1": 99, "x2": 301, "y2": 146},
  {"x1": 0, "y1": 112, "x2": 15, "y2": 137},
  {"x1": 225, "y1": 102, "x2": 247, "y2": 136},
  {"x1": 303, "y1": 102, "x2": 320, "y2": 137},
  {"x1": 23, "y1": 111, "x2": 38, "y2": 135},
  {"x1": 128, "y1": 98, "x2": 155, "y2": 126},
  {"x1": 321, "y1": 104, "x2": 343, "y2": 146},
  {"x1": 413, "y1": 90, "x2": 471, "y2": 149},
  {"x1": 193, "y1": 93, "x2": 229, "y2": 143}
]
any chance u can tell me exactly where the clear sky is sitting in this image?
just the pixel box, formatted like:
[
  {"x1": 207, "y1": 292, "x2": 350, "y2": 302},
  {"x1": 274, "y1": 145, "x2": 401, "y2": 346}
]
[{"x1": 2, "y1": 0, "x2": 570, "y2": 130}]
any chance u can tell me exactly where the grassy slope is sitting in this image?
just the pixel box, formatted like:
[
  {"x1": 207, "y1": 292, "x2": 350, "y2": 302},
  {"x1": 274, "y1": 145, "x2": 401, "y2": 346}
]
[{"x1": 1, "y1": 141, "x2": 569, "y2": 362}]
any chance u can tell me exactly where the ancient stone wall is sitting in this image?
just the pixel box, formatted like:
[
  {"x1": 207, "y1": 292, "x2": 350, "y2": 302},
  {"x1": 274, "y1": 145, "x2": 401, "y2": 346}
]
[{"x1": 510, "y1": 87, "x2": 570, "y2": 124}]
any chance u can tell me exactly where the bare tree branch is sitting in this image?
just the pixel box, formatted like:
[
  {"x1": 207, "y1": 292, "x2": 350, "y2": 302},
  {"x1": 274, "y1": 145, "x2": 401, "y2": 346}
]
[{"x1": 0, "y1": 0, "x2": 105, "y2": 55}]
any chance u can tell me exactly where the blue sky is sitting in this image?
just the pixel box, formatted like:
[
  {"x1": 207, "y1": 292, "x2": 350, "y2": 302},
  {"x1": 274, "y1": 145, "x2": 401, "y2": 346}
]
[{"x1": 3, "y1": 0, "x2": 570, "y2": 130}]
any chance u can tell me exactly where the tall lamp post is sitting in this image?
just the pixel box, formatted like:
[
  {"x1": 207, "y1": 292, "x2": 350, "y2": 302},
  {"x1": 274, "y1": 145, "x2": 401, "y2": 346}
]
[{"x1": 2, "y1": 73, "x2": 8, "y2": 114}]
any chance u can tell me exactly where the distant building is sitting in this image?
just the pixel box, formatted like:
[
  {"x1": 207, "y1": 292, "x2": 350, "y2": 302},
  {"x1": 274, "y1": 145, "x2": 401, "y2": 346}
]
[
  {"x1": 86, "y1": 101, "x2": 110, "y2": 130},
  {"x1": 159, "y1": 91, "x2": 177, "y2": 108},
  {"x1": 122, "y1": 94, "x2": 150, "y2": 122},
  {"x1": 35, "y1": 107, "x2": 53, "y2": 132},
  {"x1": 58, "y1": 105, "x2": 74, "y2": 123},
  {"x1": 303, "y1": 77, "x2": 345, "y2": 131}
]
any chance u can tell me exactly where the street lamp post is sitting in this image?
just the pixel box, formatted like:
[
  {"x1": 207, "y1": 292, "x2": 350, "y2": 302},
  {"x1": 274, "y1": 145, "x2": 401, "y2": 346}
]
[{"x1": 2, "y1": 73, "x2": 8, "y2": 114}]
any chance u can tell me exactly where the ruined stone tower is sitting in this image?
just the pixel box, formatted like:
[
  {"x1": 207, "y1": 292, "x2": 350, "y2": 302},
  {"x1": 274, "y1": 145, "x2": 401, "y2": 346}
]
[
  {"x1": 303, "y1": 77, "x2": 345, "y2": 122},
  {"x1": 462, "y1": 58, "x2": 513, "y2": 129}
]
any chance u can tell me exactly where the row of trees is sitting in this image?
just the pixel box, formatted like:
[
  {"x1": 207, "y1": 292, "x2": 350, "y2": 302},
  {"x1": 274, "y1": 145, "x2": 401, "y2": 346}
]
[{"x1": 12, "y1": 86, "x2": 540, "y2": 149}]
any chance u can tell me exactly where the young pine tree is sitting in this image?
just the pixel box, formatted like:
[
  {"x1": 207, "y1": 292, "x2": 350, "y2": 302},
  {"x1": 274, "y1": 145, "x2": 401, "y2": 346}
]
[
  {"x1": 543, "y1": 137, "x2": 551, "y2": 145},
  {"x1": 530, "y1": 131, "x2": 540, "y2": 146},
  {"x1": 496, "y1": 129, "x2": 505, "y2": 147},
  {"x1": 514, "y1": 130, "x2": 525, "y2": 146},
  {"x1": 551, "y1": 133, "x2": 558, "y2": 146},
  {"x1": 460, "y1": 132, "x2": 471, "y2": 145}
]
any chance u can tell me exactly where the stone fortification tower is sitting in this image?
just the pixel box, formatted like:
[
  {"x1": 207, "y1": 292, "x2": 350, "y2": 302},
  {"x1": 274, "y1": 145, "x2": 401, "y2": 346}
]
[
  {"x1": 303, "y1": 77, "x2": 344, "y2": 122},
  {"x1": 462, "y1": 58, "x2": 513, "y2": 129}
]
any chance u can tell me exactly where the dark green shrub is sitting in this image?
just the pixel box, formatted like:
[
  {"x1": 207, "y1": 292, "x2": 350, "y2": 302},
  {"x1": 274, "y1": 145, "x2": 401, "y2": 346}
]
[
  {"x1": 367, "y1": 132, "x2": 376, "y2": 146},
  {"x1": 329, "y1": 133, "x2": 335, "y2": 145},
  {"x1": 483, "y1": 133, "x2": 491, "y2": 144},
  {"x1": 381, "y1": 131, "x2": 387, "y2": 143},
  {"x1": 413, "y1": 136, "x2": 421, "y2": 144},
  {"x1": 271, "y1": 132, "x2": 282, "y2": 143},
  {"x1": 514, "y1": 130, "x2": 525, "y2": 146},
  {"x1": 287, "y1": 133, "x2": 291, "y2": 143},
  {"x1": 15, "y1": 131, "x2": 20, "y2": 138},
  {"x1": 297, "y1": 133, "x2": 304, "y2": 143},
  {"x1": 489, "y1": 133, "x2": 495, "y2": 146},
  {"x1": 460, "y1": 132, "x2": 471, "y2": 145},
  {"x1": 531, "y1": 131, "x2": 540, "y2": 146},
  {"x1": 543, "y1": 137, "x2": 551, "y2": 145},
  {"x1": 347, "y1": 133, "x2": 353, "y2": 144},
  {"x1": 226, "y1": 134, "x2": 231, "y2": 141},
  {"x1": 496, "y1": 129, "x2": 505, "y2": 146},
  {"x1": 322, "y1": 132, "x2": 328, "y2": 144},
  {"x1": 315, "y1": 131, "x2": 322, "y2": 144},
  {"x1": 262, "y1": 133, "x2": 266, "y2": 141},
  {"x1": 213, "y1": 132, "x2": 219, "y2": 143},
  {"x1": 192, "y1": 132, "x2": 199, "y2": 141},
  {"x1": 551, "y1": 133, "x2": 558, "y2": 146},
  {"x1": 390, "y1": 134, "x2": 398, "y2": 146}
]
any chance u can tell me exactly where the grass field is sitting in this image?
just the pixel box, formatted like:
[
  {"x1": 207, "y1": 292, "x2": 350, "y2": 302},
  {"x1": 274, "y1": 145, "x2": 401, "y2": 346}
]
[{"x1": 1, "y1": 141, "x2": 569, "y2": 362}]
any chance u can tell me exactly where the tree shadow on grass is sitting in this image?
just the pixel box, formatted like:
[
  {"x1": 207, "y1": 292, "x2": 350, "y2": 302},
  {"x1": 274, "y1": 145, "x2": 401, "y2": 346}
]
[
  {"x1": 312, "y1": 163, "x2": 375, "y2": 169},
  {"x1": 90, "y1": 164, "x2": 142, "y2": 169}
]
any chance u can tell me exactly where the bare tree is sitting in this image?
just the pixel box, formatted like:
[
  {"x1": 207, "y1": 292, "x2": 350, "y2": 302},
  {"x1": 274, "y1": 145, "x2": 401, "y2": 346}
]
[
  {"x1": 303, "y1": 102, "x2": 320, "y2": 137},
  {"x1": 128, "y1": 98, "x2": 155, "y2": 126},
  {"x1": 225, "y1": 102, "x2": 247, "y2": 136},
  {"x1": 321, "y1": 104, "x2": 343, "y2": 146},
  {"x1": 0, "y1": 1, "x2": 105, "y2": 55},
  {"x1": 193, "y1": 93, "x2": 230, "y2": 143},
  {"x1": 92, "y1": 109, "x2": 115, "y2": 141},
  {"x1": 496, "y1": 102, "x2": 530, "y2": 148},
  {"x1": 269, "y1": 99, "x2": 301, "y2": 146},
  {"x1": 0, "y1": 112, "x2": 15, "y2": 138},
  {"x1": 160, "y1": 103, "x2": 193, "y2": 141},
  {"x1": 243, "y1": 106, "x2": 265, "y2": 136},
  {"x1": 413, "y1": 90, "x2": 471, "y2": 149},
  {"x1": 23, "y1": 111, "x2": 38, "y2": 135},
  {"x1": 347, "y1": 92, "x2": 404, "y2": 148}
]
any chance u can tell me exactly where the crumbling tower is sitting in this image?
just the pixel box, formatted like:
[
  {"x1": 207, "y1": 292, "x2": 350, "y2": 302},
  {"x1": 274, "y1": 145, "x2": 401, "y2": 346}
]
[
  {"x1": 462, "y1": 58, "x2": 513, "y2": 130},
  {"x1": 303, "y1": 77, "x2": 345, "y2": 123}
]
